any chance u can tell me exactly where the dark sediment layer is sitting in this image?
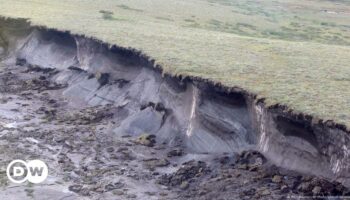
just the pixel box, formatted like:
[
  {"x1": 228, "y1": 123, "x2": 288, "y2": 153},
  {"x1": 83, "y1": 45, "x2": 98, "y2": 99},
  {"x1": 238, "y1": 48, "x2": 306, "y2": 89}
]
[{"x1": 1, "y1": 17, "x2": 350, "y2": 188}]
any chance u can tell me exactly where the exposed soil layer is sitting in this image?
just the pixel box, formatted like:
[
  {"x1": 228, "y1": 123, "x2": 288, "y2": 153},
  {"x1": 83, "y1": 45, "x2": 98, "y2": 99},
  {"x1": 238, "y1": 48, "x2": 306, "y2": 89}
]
[{"x1": 0, "y1": 18, "x2": 350, "y2": 199}]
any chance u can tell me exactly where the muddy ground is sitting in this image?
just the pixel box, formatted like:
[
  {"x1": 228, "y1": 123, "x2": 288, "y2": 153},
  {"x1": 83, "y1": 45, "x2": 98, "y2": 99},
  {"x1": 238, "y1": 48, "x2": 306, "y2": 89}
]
[{"x1": 0, "y1": 62, "x2": 348, "y2": 200}]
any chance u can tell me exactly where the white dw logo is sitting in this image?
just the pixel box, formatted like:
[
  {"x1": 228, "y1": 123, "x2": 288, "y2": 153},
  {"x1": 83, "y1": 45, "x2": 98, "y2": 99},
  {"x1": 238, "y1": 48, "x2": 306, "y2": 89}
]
[{"x1": 6, "y1": 160, "x2": 48, "y2": 184}]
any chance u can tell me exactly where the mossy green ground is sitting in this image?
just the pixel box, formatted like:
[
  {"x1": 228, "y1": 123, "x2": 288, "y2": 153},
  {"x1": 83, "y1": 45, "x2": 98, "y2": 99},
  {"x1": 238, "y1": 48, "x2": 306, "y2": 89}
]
[{"x1": 0, "y1": 0, "x2": 349, "y2": 128}]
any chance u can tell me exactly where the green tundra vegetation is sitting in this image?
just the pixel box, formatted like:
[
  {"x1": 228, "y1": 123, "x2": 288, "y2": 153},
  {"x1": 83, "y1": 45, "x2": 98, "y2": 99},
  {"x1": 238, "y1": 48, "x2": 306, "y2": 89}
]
[{"x1": 0, "y1": 0, "x2": 349, "y2": 128}]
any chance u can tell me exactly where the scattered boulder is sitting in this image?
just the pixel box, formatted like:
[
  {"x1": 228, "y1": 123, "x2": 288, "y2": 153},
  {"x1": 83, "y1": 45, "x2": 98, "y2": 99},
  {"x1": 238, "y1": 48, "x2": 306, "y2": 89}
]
[
  {"x1": 297, "y1": 181, "x2": 312, "y2": 192},
  {"x1": 312, "y1": 186, "x2": 321, "y2": 195},
  {"x1": 106, "y1": 147, "x2": 114, "y2": 153},
  {"x1": 135, "y1": 134, "x2": 156, "y2": 147},
  {"x1": 157, "y1": 160, "x2": 208, "y2": 187},
  {"x1": 96, "y1": 72, "x2": 110, "y2": 87},
  {"x1": 236, "y1": 150, "x2": 266, "y2": 171},
  {"x1": 280, "y1": 185, "x2": 289, "y2": 193},
  {"x1": 116, "y1": 147, "x2": 128, "y2": 152},
  {"x1": 16, "y1": 58, "x2": 27, "y2": 66},
  {"x1": 113, "y1": 190, "x2": 125, "y2": 196},
  {"x1": 167, "y1": 148, "x2": 184, "y2": 157},
  {"x1": 112, "y1": 78, "x2": 129, "y2": 88},
  {"x1": 272, "y1": 175, "x2": 282, "y2": 183},
  {"x1": 113, "y1": 150, "x2": 135, "y2": 161},
  {"x1": 241, "y1": 188, "x2": 255, "y2": 196},
  {"x1": 68, "y1": 66, "x2": 84, "y2": 72},
  {"x1": 26, "y1": 64, "x2": 56, "y2": 74},
  {"x1": 143, "y1": 158, "x2": 170, "y2": 169},
  {"x1": 180, "y1": 181, "x2": 189, "y2": 190},
  {"x1": 69, "y1": 185, "x2": 83, "y2": 193},
  {"x1": 126, "y1": 194, "x2": 137, "y2": 199},
  {"x1": 260, "y1": 188, "x2": 271, "y2": 196},
  {"x1": 105, "y1": 181, "x2": 125, "y2": 191},
  {"x1": 218, "y1": 156, "x2": 230, "y2": 165}
]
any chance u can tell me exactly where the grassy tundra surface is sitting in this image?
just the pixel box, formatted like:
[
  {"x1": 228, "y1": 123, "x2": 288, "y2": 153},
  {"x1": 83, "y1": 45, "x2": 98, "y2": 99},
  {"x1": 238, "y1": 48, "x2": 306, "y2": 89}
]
[{"x1": 0, "y1": 0, "x2": 349, "y2": 128}]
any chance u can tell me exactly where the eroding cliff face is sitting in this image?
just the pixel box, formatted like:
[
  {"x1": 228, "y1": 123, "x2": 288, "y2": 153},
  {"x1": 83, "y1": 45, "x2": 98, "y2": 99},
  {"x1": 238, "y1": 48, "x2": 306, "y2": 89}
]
[
  {"x1": 1, "y1": 18, "x2": 350, "y2": 187},
  {"x1": 254, "y1": 103, "x2": 350, "y2": 186}
]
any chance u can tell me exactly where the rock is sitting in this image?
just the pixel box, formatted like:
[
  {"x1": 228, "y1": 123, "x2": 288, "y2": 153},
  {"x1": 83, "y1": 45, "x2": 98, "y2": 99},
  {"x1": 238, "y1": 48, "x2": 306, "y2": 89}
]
[
  {"x1": 114, "y1": 150, "x2": 135, "y2": 161},
  {"x1": 260, "y1": 189, "x2": 271, "y2": 196},
  {"x1": 219, "y1": 156, "x2": 230, "y2": 164},
  {"x1": 144, "y1": 158, "x2": 170, "y2": 169},
  {"x1": 113, "y1": 190, "x2": 124, "y2": 196},
  {"x1": 105, "y1": 181, "x2": 125, "y2": 191},
  {"x1": 106, "y1": 147, "x2": 114, "y2": 153},
  {"x1": 157, "y1": 159, "x2": 170, "y2": 167},
  {"x1": 80, "y1": 188, "x2": 90, "y2": 196},
  {"x1": 95, "y1": 72, "x2": 110, "y2": 87},
  {"x1": 157, "y1": 160, "x2": 208, "y2": 187},
  {"x1": 93, "y1": 186, "x2": 105, "y2": 193},
  {"x1": 237, "y1": 151, "x2": 266, "y2": 173},
  {"x1": 126, "y1": 194, "x2": 137, "y2": 199},
  {"x1": 237, "y1": 164, "x2": 248, "y2": 170},
  {"x1": 144, "y1": 191, "x2": 156, "y2": 196},
  {"x1": 298, "y1": 182, "x2": 311, "y2": 192},
  {"x1": 272, "y1": 175, "x2": 282, "y2": 183},
  {"x1": 16, "y1": 58, "x2": 27, "y2": 66},
  {"x1": 312, "y1": 186, "x2": 322, "y2": 195},
  {"x1": 180, "y1": 181, "x2": 189, "y2": 190},
  {"x1": 198, "y1": 189, "x2": 208, "y2": 196},
  {"x1": 258, "y1": 187, "x2": 271, "y2": 196},
  {"x1": 68, "y1": 185, "x2": 83, "y2": 193},
  {"x1": 301, "y1": 176, "x2": 312, "y2": 182},
  {"x1": 152, "y1": 171, "x2": 160, "y2": 176},
  {"x1": 48, "y1": 99, "x2": 57, "y2": 104},
  {"x1": 43, "y1": 108, "x2": 57, "y2": 120},
  {"x1": 159, "y1": 192, "x2": 168, "y2": 196},
  {"x1": 280, "y1": 185, "x2": 289, "y2": 193},
  {"x1": 116, "y1": 147, "x2": 128, "y2": 152},
  {"x1": 88, "y1": 74, "x2": 95, "y2": 79},
  {"x1": 135, "y1": 134, "x2": 156, "y2": 147},
  {"x1": 248, "y1": 165, "x2": 259, "y2": 172},
  {"x1": 254, "y1": 157, "x2": 264, "y2": 166},
  {"x1": 68, "y1": 66, "x2": 84, "y2": 72},
  {"x1": 242, "y1": 188, "x2": 256, "y2": 196},
  {"x1": 167, "y1": 148, "x2": 184, "y2": 157}
]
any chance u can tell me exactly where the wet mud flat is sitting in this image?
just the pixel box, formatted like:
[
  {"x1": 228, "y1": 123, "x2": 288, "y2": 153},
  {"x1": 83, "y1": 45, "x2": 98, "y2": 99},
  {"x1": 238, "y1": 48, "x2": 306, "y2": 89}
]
[{"x1": 0, "y1": 17, "x2": 350, "y2": 199}]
